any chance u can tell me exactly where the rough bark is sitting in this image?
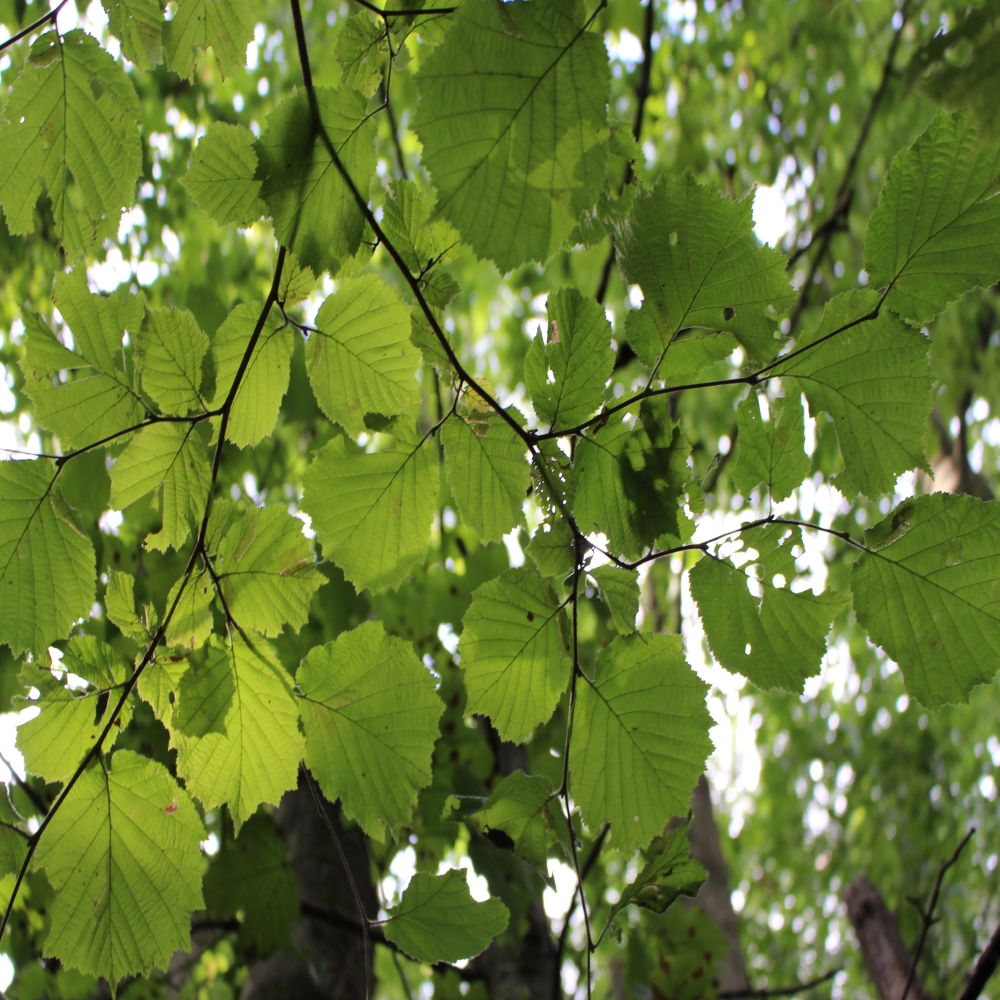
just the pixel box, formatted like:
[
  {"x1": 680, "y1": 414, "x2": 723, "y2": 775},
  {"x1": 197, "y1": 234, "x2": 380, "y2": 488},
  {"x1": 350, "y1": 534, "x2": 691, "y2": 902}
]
[
  {"x1": 241, "y1": 775, "x2": 377, "y2": 1000},
  {"x1": 844, "y1": 876, "x2": 926, "y2": 1000},
  {"x1": 686, "y1": 774, "x2": 750, "y2": 994}
]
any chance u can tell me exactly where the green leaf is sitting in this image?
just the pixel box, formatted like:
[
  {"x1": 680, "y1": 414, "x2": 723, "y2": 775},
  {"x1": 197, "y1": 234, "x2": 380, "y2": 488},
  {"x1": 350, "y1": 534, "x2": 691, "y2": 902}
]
[
  {"x1": 609, "y1": 820, "x2": 706, "y2": 919},
  {"x1": 336, "y1": 12, "x2": 386, "y2": 97},
  {"x1": 441, "y1": 412, "x2": 529, "y2": 543},
  {"x1": 163, "y1": 570, "x2": 214, "y2": 651},
  {"x1": 381, "y1": 181, "x2": 460, "y2": 308},
  {"x1": 213, "y1": 504, "x2": 324, "y2": 638},
  {"x1": 0, "y1": 30, "x2": 142, "y2": 257},
  {"x1": 182, "y1": 122, "x2": 264, "y2": 228},
  {"x1": 256, "y1": 88, "x2": 377, "y2": 276},
  {"x1": 102, "y1": 0, "x2": 164, "y2": 68},
  {"x1": 614, "y1": 173, "x2": 793, "y2": 364},
  {"x1": 569, "y1": 633, "x2": 712, "y2": 854},
  {"x1": 524, "y1": 288, "x2": 614, "y2": 431},
  {"x1": 203, "y1": 814, "x2": 299, "y2": 954},
  {"x1": 775, "y1": 291, "x2": 933, "y2": 499},
  {"x1": 526, "y1": 518, "x2": 575, "y2": 580},
  {"x1": 301, "y1": 425, "x2": 438, "y2": 593},
  {"x1": 136, "y1": 307, "x2": 210, "y2": 416},
  {"x1": 305, "y1": 274, "x2": 419, "y2": 437},
  {"x1": 0, "y1": 787, "x2": 28, "y2": 877},
  {"x1": 171, "y1": 631, "x2": 304, "y2": 828},
  {"x1": 0, "y1": 460, "x2": 94, "y2": 657},
  {"x1": 468, "y1": 771, "x2": 560, "y2": 869},
  {"x1": 33, "y1": 751, "x2": 204, "y2": 986},
  {"x1": 384, "y1": 870, "x2": 509, "y2": 964},
  {"x1": 105, "y1": 570, "x2": 152, "y2": 644},
  {"x1": 110, "y1": 423, "x2": 211, "y2": 554},
  {"x1": 459, "y1": 567, "x2": 569, "y2": 744},
  {"x1": 655, "y1": 330, "x2": 739, "y2": 384},
  {"x1": 17, "y1": 637, "x2": 132, "y2": 782},
  {"x1": 210, "y1": 302, "x2": 293, "y2": 448},
  {"x1": 165, "y1": 0, "x2": 254, "y2": 79},
  {"x1": 20, "y1": 274, "x2": 145, "y2": 448},
  {"x1": 864, "y1": 110, "x2": 1000, "y2": 324},
  {"x1": 412, "y1": 0, "x2": 609, "y2": 272},
  {"x1": 409, "y1": 310, "x2": 451, "y2": 371},
  {"x1": 851, "y1": 493, "x2": 1000, "y2": 708},
  {"x1": 690, "y1": 525, "x2": 845, "y2": 692},
  {"x1": 574, "y1": 400, "x2": 690, "y2": 558},
  {"x1": 137, "y1": 649, "x2": 189, "y2": 723},
  {"x1": 590, "y1": 565, "x2": 639, "y2": 635},
  {"x1": 732, "y1": 393, "x2": 809, "y2": 503},
  {"x1": 298, "y1": 620, "x2": 443, "y2": 842}
]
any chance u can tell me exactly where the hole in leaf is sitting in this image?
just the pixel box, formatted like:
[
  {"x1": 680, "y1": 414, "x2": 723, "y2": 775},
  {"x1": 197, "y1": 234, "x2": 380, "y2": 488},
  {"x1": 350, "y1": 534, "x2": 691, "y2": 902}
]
[{"x1": 723, "y1": 306, "x2": 736, "y2": 321}]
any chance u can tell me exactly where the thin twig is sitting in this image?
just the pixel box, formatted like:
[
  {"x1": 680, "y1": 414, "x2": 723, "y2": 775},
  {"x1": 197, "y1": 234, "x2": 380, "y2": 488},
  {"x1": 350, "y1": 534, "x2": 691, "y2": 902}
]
[
  {"x1": 786, "y1": 2, "x2": 911, "y2": 331},
  {"x1": 304, "y1": 769, "x2": 372, "y2": 1000},
  {"x1": 0, "y1": 0, "x2": 70, "y2": 52},
  {"x1": 718, "y1": 968, "x2": 840, "y2": 999},
  {"x1": 899, "y1": 827, "x2": 976, "y2": 1000}
]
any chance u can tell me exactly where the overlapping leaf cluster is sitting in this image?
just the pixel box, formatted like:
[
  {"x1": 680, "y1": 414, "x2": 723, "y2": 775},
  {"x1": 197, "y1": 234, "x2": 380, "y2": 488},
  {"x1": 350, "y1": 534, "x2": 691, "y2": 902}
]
[{"x1": 0, "y1": 0, "x2": 999, "y2": 991}]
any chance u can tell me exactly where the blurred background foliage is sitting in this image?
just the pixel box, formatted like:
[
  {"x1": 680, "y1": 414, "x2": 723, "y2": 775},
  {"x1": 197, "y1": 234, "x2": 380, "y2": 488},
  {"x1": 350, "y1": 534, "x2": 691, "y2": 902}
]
[{"x1": 1, "y1": 0, "x2": 1000, "y2": 996}]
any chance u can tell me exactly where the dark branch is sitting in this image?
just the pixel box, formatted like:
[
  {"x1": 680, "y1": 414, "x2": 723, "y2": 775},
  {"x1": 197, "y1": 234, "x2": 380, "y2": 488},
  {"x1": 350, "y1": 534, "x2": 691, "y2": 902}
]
[
  {"x1": 957, "y1": 919, "x2": 1000, "y2": 1000},
  {"x1": 0, "y1": 0, "x2": 69, "y2": 53},
  {"x1": 899, "y1": 827, "x2": 976, "y2": 1000},
  {"x1": 718, "y1": 968, "x2": 839, "y2": 999}
]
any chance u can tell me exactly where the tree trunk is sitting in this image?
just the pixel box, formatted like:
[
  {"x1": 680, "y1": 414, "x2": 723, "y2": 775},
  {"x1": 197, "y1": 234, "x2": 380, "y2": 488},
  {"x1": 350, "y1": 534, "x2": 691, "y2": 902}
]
[
  {"x1": 687, "y1": 774, "x2": 750, "y2": 994},
  {"x1": 844, "y1": 876, "x2": 926, "y2": 1000},
  {"x1": 242, "y1": 774, "x2": 377, "y2": 1000}
]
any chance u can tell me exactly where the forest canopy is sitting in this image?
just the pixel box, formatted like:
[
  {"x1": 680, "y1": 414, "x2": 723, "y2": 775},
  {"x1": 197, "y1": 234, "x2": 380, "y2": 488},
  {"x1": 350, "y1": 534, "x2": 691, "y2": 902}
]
[{"x1": 0, "y1": 0, "x2": 999, "y2": 997}]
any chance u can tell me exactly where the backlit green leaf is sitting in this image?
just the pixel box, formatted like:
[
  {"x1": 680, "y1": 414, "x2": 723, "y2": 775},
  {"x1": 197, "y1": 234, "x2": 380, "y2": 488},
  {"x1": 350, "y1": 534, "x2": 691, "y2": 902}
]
[
  {"x1": 851, "y1": 493, "x2": 1000, "y2": 708},
  {"x1": 214, "y1": 504, "x2": 324, "y2": 637},
  {"x1": 460, "y1": 567, "x2": 570, "y2": 744},
  {"x1": 441, "y1": 412, "x2": 529, "y2": 543},
  {"x1": 614, "y1": 174, "x2": 793, "y2": 363},
  {"x1": 468, "y1": 771, "x2": 560, "y2": 869},
  {"x1": 256, "y1": 88, "x2": 377, "y2": 276},
  {"x1": 732, "y1": 393, "x2": 810, "y2": 503},
  {"x1": 336, "y1": 13, "x2": 386, "y2": 97},
  {"x1": 775, "y1": 291, "x2": 933, "y2": 499},
  {"x1": 0, "y1": 460, "x2": 94, "y2": 657},
  {"x1": 136, "y1": 308, "x2": 210, "y2": 416},
  {"x1": 864, "y1": 110, "x2": 1000, "y2": 324},
  {"x1": 384, "y1": 870, "x2": 509, "y2": 964},
  {"x1": 301, "y1": 425, "x2": 438, "y2": 593},
  {"x1": 690, "y1": 525, "x2": 845, "y2": 692},
  {"x1": 33, "y1": 751, "x2": 204, "y2": 986},
  {"x1": 182, "y1": 122, "x2": 264, "y2": 228},
  {"x1": 413, "y1": 0, "x2": 609, "y2": 271},
  {"x1": 574, "y1": 400, "x2": 689, "y2": 558},
  {"x1": 17, "y1": 636, "x2": 131, "y2": 782},
  {"x1": 102, "y1": 0, "x2": 164, "y2": 69},
  {"x1": 524, "y1": 288, "x2": 614, "y2": 431},
  {"x1": 171, "y1": 631, "x2": 304, "y2": 828},
  {"x1": 590, "y1": 565, "x2": 639, "y2": 635},
  {"x1": 0, "y1": 30, "x2": 142, "y2": 257},
  {"x1": 210, "y1": 302, "x2": 293, "y2": 447},
  {"x1": 298, "y1": 621, "x2": 442, "y2": 842},
  {"x1": 165, "y1": 0, "x2": 254, "y2": 79},
  {"x1": 569, "y1": 633, "x2": 712, "y2": 854},
  {"x1": 20, "y1": 274, "x2": 145, "y2": 448},
  {"x1": 305, "y1": 274, "x2": 419, "y2": 437}
]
